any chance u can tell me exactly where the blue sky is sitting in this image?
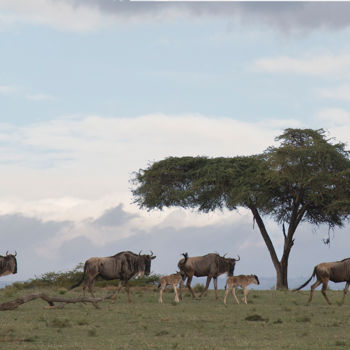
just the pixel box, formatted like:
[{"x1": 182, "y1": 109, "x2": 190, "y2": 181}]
[{"x1": 1, "y1": 1, "x2": 350, "y2": 286}]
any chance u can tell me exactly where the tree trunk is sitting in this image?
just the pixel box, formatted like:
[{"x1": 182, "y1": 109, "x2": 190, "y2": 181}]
[
  {"x1": 250, "y1": 206, "x2": 294, "y2": 290},
  {"x1": 276, "y1": 261, "x2": 288, "y2": 290}
]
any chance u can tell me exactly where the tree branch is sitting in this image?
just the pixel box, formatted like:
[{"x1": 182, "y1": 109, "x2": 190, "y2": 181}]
[{"x1": 0, "y1": 293, "x2": 114, "y2": 311}]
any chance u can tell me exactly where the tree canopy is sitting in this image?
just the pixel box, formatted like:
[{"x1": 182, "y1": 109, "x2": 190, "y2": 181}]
[{"x1": 132, "y1": 128, "x2": 350, "y2": 289}]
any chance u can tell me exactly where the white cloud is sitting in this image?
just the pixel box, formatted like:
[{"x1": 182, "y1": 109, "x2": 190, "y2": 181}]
[
  {"x1": 0, "y1": 84, "x2": 16, "y2": 95},
  {"x1": 315, "y1": 108, "x2": 350, "y2": 128},
  {"x1": 252, "y1": 53, "x2": 350, "y2": 77},
  {"x1": 25, "y1": 93, "x2": 55, "y2": 101},
  {"x1": 318, "y1": 85, "x2": 350, "y2": 101}
]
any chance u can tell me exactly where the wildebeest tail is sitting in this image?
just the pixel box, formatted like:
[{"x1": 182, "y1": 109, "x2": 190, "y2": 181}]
[
  {"x1": 293, "y1": 267, "x2": 317, "y2": 291},
  {"x1": 177, "y1": 252, "x2": 188, "y2": 270},
  {"x1": 69, "y1": 262, "x2": 87, "y2": 290}
]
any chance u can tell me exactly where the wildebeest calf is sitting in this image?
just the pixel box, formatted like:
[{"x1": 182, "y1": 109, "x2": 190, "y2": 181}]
[
  {"x1": 158, "y1": 272, "x2": 184, "y2": 304},
  {"x1": 224, "y1": 274, "x2": 260, "y2": 305}
]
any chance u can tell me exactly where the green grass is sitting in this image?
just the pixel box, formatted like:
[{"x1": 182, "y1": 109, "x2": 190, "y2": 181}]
[{"x1": 1, "y1": 286, "x2": 350, "y2": 349}]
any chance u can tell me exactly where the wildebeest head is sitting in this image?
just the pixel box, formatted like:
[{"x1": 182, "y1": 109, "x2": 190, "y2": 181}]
[
  {"x1": 138, "y1": 251, "x2": 156, "y2": 277},
  {"x1": 223, "y1": 255, "x2": 240, "y2": 276},
  {"x1": 1, "y1": 251, "x2": 17, "y2": 275}
]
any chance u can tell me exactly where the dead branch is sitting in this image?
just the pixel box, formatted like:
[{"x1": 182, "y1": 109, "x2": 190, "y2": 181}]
[{"x1": 0, "y1": 292, "x2": 114, "y2": 311}]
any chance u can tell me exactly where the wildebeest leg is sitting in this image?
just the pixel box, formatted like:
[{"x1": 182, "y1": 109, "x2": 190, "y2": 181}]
[
  {"x1": 82, "y1": 281, "x2": 88, "y2": 297},
  {"x1": 243, "y1": 287, "x2": 249, "y2": 304},
  {"x1": 223, "y1": 284, "x2": 231, "y2": 305},
  {"x1": 308, "y1": 280, "x2": 321, "y2": 304},
  {"x1": 232, "y1": 287, "x2": 240, "y2": 304},
  {"x1": 341, "y1": 282, "x2": 350, "y2": 304},
  {"x1": 87, "y1": 278, "x2": 97, "y2": 298},
  {"x1": 213, "y1": 278, "x2": 219, "y2": 300},
  {"x1": 186, "y1": 275, "x2": 196, "y2": 299},
  {"x1": 321, "y1": 279, "x2": 331, "y2": 305},
  {"x1": 158, "y1": 282, "x2": 165, "y2": 304},
  {"x1": 86, "y1": 272, "x2": 99, "y2": 298},
  {"x1": 111, "y1": 280, "x2": 124, "y2": 303},
  {"x1": 199, "y1": 276, "x2": 212, "y2": 298},
  {"x1": 125, "y1": 281, "x2": 132, "y2": 303},
  {"x1": 173, "y1": 284, "x2": 180, "y2": 303},
  {"x1": 179, "y1": 279, "x2": 184, "y2": 300}
]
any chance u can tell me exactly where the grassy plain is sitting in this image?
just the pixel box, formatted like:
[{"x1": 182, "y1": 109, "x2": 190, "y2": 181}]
[{"x1": 1, "y1": 286, "x2": 350, "y2": 350}]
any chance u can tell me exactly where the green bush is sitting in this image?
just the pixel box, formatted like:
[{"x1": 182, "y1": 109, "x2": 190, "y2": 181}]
[{"x1": 193, "y1": 283, "x2": 205, "y2": 293}]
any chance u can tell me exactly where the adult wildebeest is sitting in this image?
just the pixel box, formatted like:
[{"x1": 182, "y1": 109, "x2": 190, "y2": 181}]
[
  {"x1": 0, "y1": 251, "x2": 17, "y2": 277},
  {"x1": 70, "y1": 251, "x2": 156, "y2": 302},
  {"x1": 294, "y1": 258, "x2": 350, "y2": 305},
  {"x1": 224, "y1": 274, "x2": 260, "y2": 305},
  {"x1": 178, "y1": 252, "x2": 240, "y2": 300}
]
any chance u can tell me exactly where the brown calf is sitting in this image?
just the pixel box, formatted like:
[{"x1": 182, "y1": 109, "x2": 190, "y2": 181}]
[
  {"x1": 158, "y1": 272, "x2": 184, "y2": 304},
  {"x1": 224, "y1": 274, "x2": 260, "y2": 305}
]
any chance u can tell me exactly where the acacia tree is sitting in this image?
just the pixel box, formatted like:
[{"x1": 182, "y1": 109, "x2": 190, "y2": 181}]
[{"x1": 132, "y1": 129, "x2": 350, "y2": 289}]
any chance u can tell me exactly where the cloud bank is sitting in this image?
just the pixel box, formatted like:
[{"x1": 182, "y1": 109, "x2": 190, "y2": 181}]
[{"x1": 1, "y1": 1, "x2": 350, "y2": 32}]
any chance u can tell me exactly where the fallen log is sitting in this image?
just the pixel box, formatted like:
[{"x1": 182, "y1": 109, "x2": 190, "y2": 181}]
[{"x1": 0, "y1": 292, "x2": 114, "y2": 311}]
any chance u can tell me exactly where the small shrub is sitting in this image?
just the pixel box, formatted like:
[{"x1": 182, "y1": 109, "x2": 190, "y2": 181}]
[
  {"x1": 335, "y1": 340, "x2": 346, "y2": 347},
  {"x1": 23, "y1": 336, "x2": 38, "y2": 342},
  {"x1": 296, "y1": 316, "x2": 311, "y2": 323},
  {"x1": 77, "y1": 320, "x2": 89, "y2": 326},
  {"x1": 50, "y1": 318, "x2": 71, "y2": 328},
  {"x1": 273, "y1": 319, "x2": 283, "y2": 324},
  {"x1": 245, "y1": 314, "x2": 268, "y2": 322},
  {"x1": 155, "y1": 330, "x2": 170, "y2": 336},
  {"x1": 88, "y1": 329, "x2": 97, "y2": 337},
  {"x1": 193, "y1": 283, "x2": 205, "y2": 293}
]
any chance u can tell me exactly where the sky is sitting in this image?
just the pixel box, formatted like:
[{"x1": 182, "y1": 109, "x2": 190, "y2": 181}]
[{"x1": 1, "y1": 0, "x2": 350, "y2": 287}]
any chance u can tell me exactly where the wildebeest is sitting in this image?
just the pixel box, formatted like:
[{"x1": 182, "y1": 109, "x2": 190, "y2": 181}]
[
  {"x1": 0, "y1": 251, "x2": 17, "y2": 277},
  {"x1": 70, "y1": 251, "x2": 156, "y2": 302},
  {"x1": 224, "y1": 274, "x2": 260, "y2": 305},
  {"x1": 158, "y1": 272, "x2": 184, "y2": 304},
  {"x1": 178, "y1": 252, "x2": 240, "y2": 299},
  {"x1": 294, "y1": 258, "x2": 350, "y2": 305}
]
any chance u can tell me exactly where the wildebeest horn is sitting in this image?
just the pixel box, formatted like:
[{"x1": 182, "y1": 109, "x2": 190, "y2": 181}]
[
  {"x1": 149, "y1": 250, "x2": 153, "y2": 256},
  {"x1": 14, "y1": 251, "x2": 17, "y2": 257},
  {"x1": 139, "y1": 250, "x2": 142, "y2": 256},
  {"x1": 6, "y1": 251, "x2": 8, "y2": 256},
  {"x1": 223, "y1": 253, "x2": 227, "y2": 258},
  {"x1": 235, "y1": 255, "x2": 240, "y2": 261}
]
